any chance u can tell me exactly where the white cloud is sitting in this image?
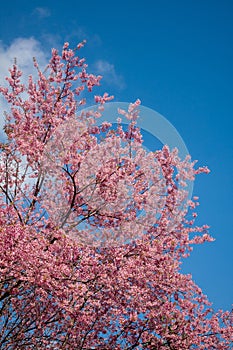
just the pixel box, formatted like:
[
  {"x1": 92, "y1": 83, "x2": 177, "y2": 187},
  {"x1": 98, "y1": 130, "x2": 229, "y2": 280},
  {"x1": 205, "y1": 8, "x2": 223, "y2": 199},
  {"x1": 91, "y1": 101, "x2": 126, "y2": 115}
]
[
  {"x1": 0, "y1": 37, "x2": 48, "y2": 82},
  {"x1": 0, "y1": 38, "x2": 49, "y2": 138},
  {"x1": 93, "y1": 60, "x2": 126, "y2": 90},
  {"x1": 34, "y1": 7, "x2": 51, "y2": 19}
]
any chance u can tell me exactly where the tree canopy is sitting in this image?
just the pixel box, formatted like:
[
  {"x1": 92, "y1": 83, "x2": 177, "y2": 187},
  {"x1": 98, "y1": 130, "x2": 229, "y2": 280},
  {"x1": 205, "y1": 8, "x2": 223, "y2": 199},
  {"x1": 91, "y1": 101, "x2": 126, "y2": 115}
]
[{"x1": 0, "y1": 42, "x2": 232, "y2": 349}]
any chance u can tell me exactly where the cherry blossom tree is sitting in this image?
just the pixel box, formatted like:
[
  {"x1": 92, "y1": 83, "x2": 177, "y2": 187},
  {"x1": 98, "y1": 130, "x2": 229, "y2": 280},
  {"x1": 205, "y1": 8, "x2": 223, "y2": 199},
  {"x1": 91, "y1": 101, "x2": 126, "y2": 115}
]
[{"x1": 0, "y1": 42, "x2": 232, "y2": 349}]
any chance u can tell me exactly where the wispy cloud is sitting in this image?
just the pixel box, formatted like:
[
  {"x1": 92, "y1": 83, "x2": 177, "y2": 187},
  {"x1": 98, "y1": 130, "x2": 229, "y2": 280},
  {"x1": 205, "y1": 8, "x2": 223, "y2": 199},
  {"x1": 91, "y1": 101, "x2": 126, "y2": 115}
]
[
  {"x1": 0, "y1": 37, "x2": 48, "y2": 78},
  {"x1": 34, "y1": 7, "x2": 51, "y2": 19},
  {"x1": 93, "y1": 60, "x2": 126, "y2": 90},
  {"x1": 0, "y1": 38, "x2": 49, "y2": 137}
]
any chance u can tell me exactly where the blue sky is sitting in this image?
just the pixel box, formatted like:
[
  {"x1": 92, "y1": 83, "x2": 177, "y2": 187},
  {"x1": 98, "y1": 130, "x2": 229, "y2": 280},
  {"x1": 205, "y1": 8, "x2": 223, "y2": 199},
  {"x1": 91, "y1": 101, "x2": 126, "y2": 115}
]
[{"x1": 0, "y1": 1, "x2": 232, "y2": 311}]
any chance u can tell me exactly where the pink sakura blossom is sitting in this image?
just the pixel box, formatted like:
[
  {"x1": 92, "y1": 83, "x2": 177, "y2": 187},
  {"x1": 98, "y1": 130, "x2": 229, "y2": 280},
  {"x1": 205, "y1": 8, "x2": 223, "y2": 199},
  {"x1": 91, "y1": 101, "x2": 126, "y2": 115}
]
[
  {"x1": 195, "y1": 166, "x2": 211, "y2": 174},
  {"x1": 0, "y1": 42, "x2": 232, "y2": 349},
  {"x1": 77, "y1": 39, "x2": 87, "y2": 50},
  {"x1": 95, "y1": 92, "x2": 114, "y2": 104}
]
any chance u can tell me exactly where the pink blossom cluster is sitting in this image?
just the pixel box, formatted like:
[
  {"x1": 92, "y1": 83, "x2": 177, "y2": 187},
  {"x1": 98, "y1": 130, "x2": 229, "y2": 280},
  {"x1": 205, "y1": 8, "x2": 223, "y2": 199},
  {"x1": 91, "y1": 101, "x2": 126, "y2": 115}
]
[{"x1": 0, "y1": 42, "x2": 232, "y2": 349}]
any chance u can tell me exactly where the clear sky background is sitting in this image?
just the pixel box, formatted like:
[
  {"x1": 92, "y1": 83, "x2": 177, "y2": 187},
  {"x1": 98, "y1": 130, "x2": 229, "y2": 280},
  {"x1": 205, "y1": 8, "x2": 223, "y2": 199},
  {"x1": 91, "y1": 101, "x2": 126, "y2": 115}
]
[{"x1": 0, "y1": 1, "x2": 232, "y2": 311}]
